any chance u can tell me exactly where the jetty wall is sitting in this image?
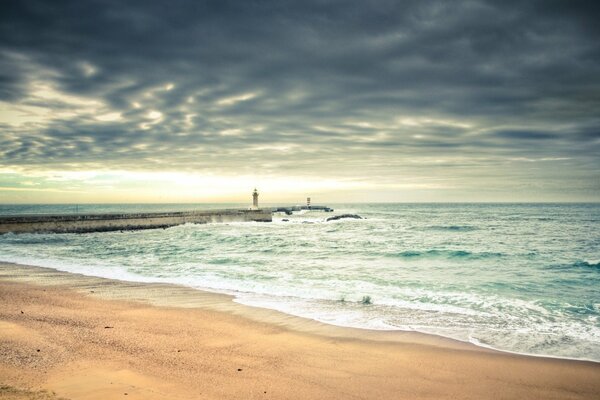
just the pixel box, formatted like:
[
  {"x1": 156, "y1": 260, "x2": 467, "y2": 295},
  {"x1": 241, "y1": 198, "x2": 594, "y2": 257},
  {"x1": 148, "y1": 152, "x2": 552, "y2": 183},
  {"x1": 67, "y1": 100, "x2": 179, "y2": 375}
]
[{"x1": 0, "y1": 209, "x2": 272, "y2": 234}]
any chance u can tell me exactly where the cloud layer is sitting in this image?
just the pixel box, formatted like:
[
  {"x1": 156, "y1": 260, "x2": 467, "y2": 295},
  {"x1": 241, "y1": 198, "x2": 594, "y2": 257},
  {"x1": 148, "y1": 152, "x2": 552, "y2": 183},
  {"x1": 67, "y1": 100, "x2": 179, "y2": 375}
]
[{"x1": 1, "y1": 0, "x2": 599, "y2": 201}]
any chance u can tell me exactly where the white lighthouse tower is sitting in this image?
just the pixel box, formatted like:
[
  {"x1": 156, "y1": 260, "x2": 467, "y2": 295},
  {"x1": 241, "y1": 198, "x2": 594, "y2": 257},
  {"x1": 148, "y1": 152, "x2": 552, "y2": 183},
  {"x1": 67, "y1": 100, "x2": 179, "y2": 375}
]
[{"x1": 251, "y1": 188, "x2": 259, "y2": 209}]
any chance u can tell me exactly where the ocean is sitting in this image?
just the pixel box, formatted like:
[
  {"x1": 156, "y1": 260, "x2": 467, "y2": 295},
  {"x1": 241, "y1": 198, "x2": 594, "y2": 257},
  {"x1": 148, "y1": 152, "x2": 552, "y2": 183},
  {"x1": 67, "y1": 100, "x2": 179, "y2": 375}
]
[{"x1": 1, "y1": 203, "x2": 599, "y2": 361}]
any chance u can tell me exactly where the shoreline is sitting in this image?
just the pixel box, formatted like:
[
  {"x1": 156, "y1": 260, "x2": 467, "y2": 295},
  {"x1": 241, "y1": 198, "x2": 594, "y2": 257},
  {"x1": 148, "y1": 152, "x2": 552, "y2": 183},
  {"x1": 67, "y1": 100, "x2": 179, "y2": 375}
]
[
  {"x1": 1, "y1": 260, "x2": 598, "y2": 364},
  {"x1": 0, "y1": 262, "x2": 480, "y2": 351},
  {"x1": 1, "y1": 262, "x2": 600, "y2": 399}
]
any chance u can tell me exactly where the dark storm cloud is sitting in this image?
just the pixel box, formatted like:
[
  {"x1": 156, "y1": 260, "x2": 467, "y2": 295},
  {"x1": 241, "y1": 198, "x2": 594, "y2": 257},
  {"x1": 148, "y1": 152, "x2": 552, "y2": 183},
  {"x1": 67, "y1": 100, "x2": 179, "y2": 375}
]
[
  {"x1": 0, "y1": 0, "x2": 599, "y2": 195},
  {"x1": 492, "y1": 130, "x2": 558, "y2": 140}
]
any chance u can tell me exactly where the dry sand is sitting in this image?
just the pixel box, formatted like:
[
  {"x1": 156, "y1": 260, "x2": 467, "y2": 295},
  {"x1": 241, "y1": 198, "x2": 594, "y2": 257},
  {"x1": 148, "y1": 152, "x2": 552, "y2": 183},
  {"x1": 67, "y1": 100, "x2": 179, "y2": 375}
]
[{"x1": 1, "y1": 263, "x2": 599, "y2": 399}]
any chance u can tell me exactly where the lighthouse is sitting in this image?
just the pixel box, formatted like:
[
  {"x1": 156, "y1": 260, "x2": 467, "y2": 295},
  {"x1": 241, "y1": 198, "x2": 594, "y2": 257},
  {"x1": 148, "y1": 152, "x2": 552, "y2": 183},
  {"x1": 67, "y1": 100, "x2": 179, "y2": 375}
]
[{"x1": 252, "y1": 188, "x2": 259, "y2": 209}]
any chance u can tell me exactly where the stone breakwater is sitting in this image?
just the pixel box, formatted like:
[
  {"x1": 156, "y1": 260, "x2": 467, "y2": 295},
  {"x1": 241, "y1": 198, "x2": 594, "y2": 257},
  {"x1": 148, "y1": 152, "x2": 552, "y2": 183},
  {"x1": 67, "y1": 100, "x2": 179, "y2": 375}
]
[{"x1": 0, "y1": 209, "x2": 272, "y2": 234}]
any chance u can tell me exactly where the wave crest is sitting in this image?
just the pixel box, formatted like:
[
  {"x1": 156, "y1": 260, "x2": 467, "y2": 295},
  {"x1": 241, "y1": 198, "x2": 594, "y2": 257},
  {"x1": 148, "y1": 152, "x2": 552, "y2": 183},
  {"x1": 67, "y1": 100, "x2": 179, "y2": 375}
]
[
  {"x1": 389, "y1": 249, "x2": 503, "y2": 260},
  {"x1": 420, "y1": 225, "x2": 478, "y2": 232}
]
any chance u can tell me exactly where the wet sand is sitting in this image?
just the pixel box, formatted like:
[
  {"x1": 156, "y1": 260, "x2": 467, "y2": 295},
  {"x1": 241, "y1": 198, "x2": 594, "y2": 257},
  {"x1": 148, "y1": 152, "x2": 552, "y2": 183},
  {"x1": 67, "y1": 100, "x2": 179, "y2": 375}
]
[{"x1": 1, "y1": 262, "x2": 599, "y2": 399}]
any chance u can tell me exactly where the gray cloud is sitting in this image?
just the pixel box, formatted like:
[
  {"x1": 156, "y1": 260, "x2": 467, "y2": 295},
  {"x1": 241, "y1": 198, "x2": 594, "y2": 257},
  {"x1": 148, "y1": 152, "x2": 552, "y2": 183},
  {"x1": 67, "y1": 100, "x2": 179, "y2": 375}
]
[
  {"x1": 492, "y1": 130, "x2": 558, "y2": 140},
  {"x1": 0, "y1": 0, "x2": 599, "y2": 199}
]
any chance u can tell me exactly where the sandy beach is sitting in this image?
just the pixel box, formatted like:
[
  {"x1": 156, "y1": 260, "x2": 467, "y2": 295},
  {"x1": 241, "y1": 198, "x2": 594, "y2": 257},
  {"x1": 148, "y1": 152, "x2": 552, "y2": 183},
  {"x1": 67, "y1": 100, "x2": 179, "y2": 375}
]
[{"x1": 1, "y1": 263, "x2": 599, "y2": 400}]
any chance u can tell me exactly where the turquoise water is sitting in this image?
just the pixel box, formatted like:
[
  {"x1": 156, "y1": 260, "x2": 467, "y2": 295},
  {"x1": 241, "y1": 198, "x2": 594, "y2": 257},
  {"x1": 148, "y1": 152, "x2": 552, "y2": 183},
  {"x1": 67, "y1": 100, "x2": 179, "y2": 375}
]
[{"x1": 1, "y1": 203, "x2": 599, "y2": 361}]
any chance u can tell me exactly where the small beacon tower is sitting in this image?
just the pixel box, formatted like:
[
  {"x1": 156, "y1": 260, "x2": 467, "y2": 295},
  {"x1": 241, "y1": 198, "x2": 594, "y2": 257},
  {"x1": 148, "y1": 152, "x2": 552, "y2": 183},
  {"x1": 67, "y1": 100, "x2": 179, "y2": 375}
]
[
  {"x1": 307, "y1": 197, "x2": 311, "y2": 209},
  {"x1": 252, "y1": 188, "x2": 259, "y2": 210}
]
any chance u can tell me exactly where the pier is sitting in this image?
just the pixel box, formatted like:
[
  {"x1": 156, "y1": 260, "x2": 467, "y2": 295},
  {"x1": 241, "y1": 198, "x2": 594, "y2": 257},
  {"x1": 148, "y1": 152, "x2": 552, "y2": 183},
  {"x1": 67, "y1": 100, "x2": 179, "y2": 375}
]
[
  {"x1": 270, "y1": 205, "x2": 334, "y2": 215},
  {"x1": 0, "y1": 209, "x2": 272, "y2": 234},
  {"x1": 0, "y1": 190, "x2": 336, "y2": 234}
]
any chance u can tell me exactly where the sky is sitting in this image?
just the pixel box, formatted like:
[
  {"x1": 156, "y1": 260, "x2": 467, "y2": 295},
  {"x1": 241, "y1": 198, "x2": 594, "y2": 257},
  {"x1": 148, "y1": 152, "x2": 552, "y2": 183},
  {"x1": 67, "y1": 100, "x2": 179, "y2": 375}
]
[{"x1": 0, "y1": 0, "x2": 599, "y2": 204}]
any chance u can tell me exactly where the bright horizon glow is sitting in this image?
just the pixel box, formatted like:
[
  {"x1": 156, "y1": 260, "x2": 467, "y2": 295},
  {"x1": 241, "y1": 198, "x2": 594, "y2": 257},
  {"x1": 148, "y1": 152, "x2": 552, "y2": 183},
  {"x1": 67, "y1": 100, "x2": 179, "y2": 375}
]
[{"x1": 1, "y1": 168, "x2": 597, "y2": 204}]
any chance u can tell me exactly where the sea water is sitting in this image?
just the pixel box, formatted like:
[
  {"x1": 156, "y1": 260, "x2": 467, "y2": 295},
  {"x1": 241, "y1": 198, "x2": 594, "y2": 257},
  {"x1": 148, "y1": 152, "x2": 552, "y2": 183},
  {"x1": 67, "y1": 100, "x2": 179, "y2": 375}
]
[{"x1": 1, "y1": 203, "x2": 599, "y2": 361}]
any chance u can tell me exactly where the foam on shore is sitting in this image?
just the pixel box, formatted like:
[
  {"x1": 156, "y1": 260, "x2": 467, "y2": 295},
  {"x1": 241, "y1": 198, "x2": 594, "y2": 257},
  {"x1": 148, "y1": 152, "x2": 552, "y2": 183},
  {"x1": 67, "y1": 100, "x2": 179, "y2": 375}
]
[
  {"x1": 0, "y1": 261, "x2": 476, "y2": 350},
  {"x1": 1, "y1": 262, "x2": 599, "y2": 400}
]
